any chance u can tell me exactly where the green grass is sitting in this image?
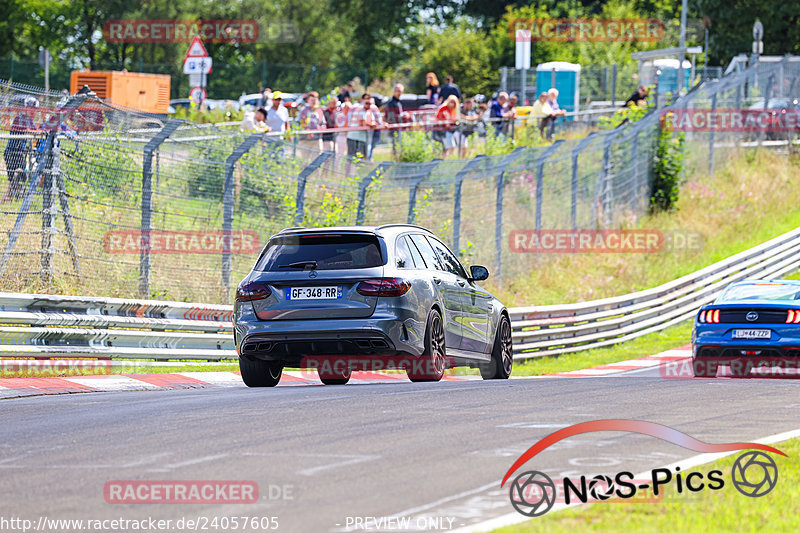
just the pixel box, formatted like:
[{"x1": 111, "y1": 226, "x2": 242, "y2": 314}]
[
  {"x1": 497, "y1": 437, "x2": 800, "y2": 532},
  {"x1": 511, "y1": 321, "x2": 692, "y2": 376}
]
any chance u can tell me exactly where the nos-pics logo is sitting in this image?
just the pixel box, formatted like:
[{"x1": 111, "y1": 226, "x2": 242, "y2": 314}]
[{"x1": 501, "y1": 420, "x2": 782, "y2": 517}]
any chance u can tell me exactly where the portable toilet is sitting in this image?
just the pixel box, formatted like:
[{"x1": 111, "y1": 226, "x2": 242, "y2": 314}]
[
  {"x1": 639, "y1": 59, "x2": 691, "y2": 95},
  {"x1": 535, "y1": 61, "x2": 580, "y2": 118}
]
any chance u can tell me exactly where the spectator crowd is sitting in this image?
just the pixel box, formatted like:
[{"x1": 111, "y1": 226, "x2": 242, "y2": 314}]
[{"x1": 240, "y1": 72, "x2": 571, "y2": 161}]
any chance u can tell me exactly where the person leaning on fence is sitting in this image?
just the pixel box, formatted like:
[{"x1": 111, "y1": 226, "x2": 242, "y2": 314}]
[
  {"x1": 624, "y1": 85, "x2": 649, "y2": 107},
  {"x1": 2, "y1": 96, "x2": 39, "y2": 203},
  {"x1": 384, "y1": 83, "x2": 406, "y2": 158},
  {"x1": 346, "y1": 93, "x2": 378, "y2": 161},
  {"x1": 336, "y1": 101, "x2": 352, "y2": 154},
  {"x1": 456, "y1": 97, "x2": 480, "y2": 158},
  {"x1": 544, "y1": 88, "x2": 566, "y2": 140},
  {"x1": 241, "y1": 106, "x2": 270, "y2": 133},
  {"x1": 434, "y1": 95, "x2": 460, "y2": 158},
  {"x1": 297, "y1": 91, "x2": 324, "y2": 152},
  {"x1": 503, "y1": 94, "x2": 519, "y2": 136},
  {"x1": 266, "y1": 91, "x2": 290, "y2": 133},
  {"x1": 321, "y1": 97, "x2": 339, "y2": 152},
  {"x1": 527, "y1": 92, "x2": 552, "y2": 138},
  {"x1": 367, "y1": 97, "x2": 384, "y2": 161},
  {"x1": 489, "y1": 92, "x2": 507, "y2": 135}
]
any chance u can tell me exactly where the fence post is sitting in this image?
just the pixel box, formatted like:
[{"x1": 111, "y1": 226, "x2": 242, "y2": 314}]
[
  {"x1": 534, "y1": 140, "x2": 563, "y2": 230},
  {"x1": 708, "y1": 92, "x2": 717, "y2": 175},
  {"x1": 594, "y1": 128, "x2": 625, "y2": 228},
  {"x1": 294, "y1": 151, "x2": 333, "y2": 225},
  {"x1": 570, "y1": 132, "x2": 598, "y2": 229},
  {"x1": 452, "y1": 155, "x2": 486, "y2": 252},
  {"x1": 611, "y1": 64, "x2": 617, "y2": 106},
  {"x1": 406, "y1": 160, "x2": 442, "y2": 224},
  {"x1": 501, "y1": 67, "x2": 507, "y2": 93},
  {"x1": 222, "y1": 134, "x2": 263, "y2": 294},
  {"x1": 139, "y1": 119, "x2": 183, "y2": 298},
  {"x1": 493, "y1": 147, "x2": 525, "y2": 283},
  {"x1": 356, "y1": 162, "x2": 392, "y2": 225},
  {"x1": 40, "y1": 147, "x2": 58, "y2": 285}
]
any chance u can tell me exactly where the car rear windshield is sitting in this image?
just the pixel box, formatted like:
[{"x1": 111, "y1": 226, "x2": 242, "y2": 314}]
[
  {"x1": 255, "y1": 234, "x2": 384, "y2": 271},
  {"x1": 719, "y1": 283, "x2": 800, "y2": 301}
]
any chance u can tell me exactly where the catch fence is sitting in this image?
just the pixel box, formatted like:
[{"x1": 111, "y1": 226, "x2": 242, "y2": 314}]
[{"x1": 0, "y1": 56, "x2": 798, "y2": 304}]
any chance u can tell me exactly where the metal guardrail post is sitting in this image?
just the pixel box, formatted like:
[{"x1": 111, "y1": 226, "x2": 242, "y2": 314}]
[
  {"x1": 493, "y1": 147, "x2": 525, "y2": 282},
  {"x1": 294, "y1": 151, "x2": 333, "y2": 225},
  {"x1": 41, "y1": 146, "x2": 58, "y2": 285},
  {"x1": 139, "y1": 119, "x2": 183, "y2": 298},
  {"x1": 356, "y1": 162, "x2": 391, "y2": 225},
  {"x1": 708, "y1": 93, "x2": 717, "y2": 175},
  {"x1": 406, "y1": 159, "x2": 441, "y2": 224},
  {"x1": 222, "y1": 134, "x2": 263, "y2": 293},
  {"x1": 452, "y1": 155, "x2": 485, "y2": 252},
  {"x1": 570, "y1": 133, "x2": 598, "y2": 229},
  {"x1": 534, "y1": 140, "x2": 563, "y2": 230}
]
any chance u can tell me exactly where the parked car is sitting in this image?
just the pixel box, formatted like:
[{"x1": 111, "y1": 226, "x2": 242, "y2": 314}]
[
  {"x1": 239, "y1": 92, "x2": 263, "y2": 111},
  {"x1": 692, "y1": 279, "x2": 800, "y2": 377},
  {"x1": 233, "y1": 224, "x2": 513, "y2": 386},
  {"x1": 746, "y1": 98, "x2": 800, "y2": 140}
]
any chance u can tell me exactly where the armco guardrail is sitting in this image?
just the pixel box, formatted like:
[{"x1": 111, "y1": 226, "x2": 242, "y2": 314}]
[
  {"x1": 1, "y1": 227, "x2": 799, "y2": 361},
  {"x1": 0, "y1": 294, "x2": 234, "y2": 360},
  {"x1": 510, "y1": 226, "x2": 800, "y2": 359}
]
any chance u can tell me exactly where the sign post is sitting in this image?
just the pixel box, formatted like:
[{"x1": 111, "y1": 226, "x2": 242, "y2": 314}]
[
  {"x1": 515, "y1": 30, "x2": 531, "y2": 104},
  {"x1": 183, "y1": 36, "x2": 211, "y2": 105}
]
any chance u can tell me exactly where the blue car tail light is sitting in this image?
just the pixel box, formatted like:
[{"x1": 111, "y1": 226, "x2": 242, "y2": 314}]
[
  {"x1": 786, "y1": 310, "x2": 800, "y2": 323},
  {"x1": 699, "y1": 309, "x2": 720, "y2": 323}
]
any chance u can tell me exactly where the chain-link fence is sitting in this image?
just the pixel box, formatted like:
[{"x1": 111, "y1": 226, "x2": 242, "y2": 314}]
[{"x1": 1, "y1": 57, "x2": 798, "y2": 304}]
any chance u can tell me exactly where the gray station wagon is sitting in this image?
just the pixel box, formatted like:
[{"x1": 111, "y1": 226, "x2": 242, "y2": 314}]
[{"x1": 233, "y1": 225, "x2": 512, "y2": 386}]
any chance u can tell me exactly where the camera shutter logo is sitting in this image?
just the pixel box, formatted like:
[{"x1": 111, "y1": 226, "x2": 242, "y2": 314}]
[
  {"x1": 509, "y1": 471, "x2": 556, "y2": 517},
  {"x1": 731, "y1": 451, "x2": 778, "y2": 497}
]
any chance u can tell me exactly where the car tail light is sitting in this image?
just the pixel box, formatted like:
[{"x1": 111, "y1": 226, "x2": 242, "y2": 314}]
[
  {"x1": 699, "y1": 310, "x2": 706, "y2": 323},
  {"x1": 356, "y1": 277, "x2": 411, "y2": 297},
  {"x1": 787, "y1": 310, "x2": 800, "y2": 323},
  {"x1": 236, "y1": 282, "x2": 271, "y2": 302},
  {"x1": 701, "y1": 309, "x2": 720, "y2": 323}
]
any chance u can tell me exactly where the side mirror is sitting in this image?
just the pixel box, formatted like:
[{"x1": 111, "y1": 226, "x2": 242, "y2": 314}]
[{"x1": 469, "y1": 265, "x2": 489, "y2": 281}]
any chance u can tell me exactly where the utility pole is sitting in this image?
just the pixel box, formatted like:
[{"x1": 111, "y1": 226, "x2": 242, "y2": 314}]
[{"x1": 678, "y1": 0, "x2": 688, "y2": 94}]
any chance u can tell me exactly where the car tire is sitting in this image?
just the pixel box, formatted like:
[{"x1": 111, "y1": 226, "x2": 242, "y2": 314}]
[
  {"x1": 239, "y1": 357, "x2": 282, "y2": 387},
  {"x1": 407, "y1": 309, "x2": 447, "y2": 382},
  {"x1": 318, "y1": 366, "x2": 352, "y2": 385},
  {"x1": 481, "y1": 315, "x2": 513, "y2": 380},
  {"x1": 691, "y1": 358, "x2": 717, "y2": 378}
]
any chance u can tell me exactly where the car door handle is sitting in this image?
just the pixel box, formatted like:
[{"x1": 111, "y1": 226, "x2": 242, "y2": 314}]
[{"x1": 433, "y1": 277, "x2": 442, "y2": 284}]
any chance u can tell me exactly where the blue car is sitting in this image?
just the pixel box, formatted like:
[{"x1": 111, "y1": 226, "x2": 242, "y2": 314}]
[{"x1": 692, "y1": 279, "x2": 800, "y2": 377}]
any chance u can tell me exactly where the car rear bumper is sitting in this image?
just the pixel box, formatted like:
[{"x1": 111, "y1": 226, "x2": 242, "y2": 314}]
[
  {"x1": 693, "y1": 344, "x2": 800, "y2": 365},
  {"x1": 236, "y1": 315, "x2": 425, "y2": 365}
]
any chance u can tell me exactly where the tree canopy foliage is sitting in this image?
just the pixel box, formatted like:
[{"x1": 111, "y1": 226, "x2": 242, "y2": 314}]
[{"x1": 3, "y1": 0, "x2": 798, "y2": 96}]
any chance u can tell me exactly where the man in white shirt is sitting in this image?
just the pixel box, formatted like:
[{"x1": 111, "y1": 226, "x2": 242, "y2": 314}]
[{"x1": 265, "y1": 91, "x2": 290, "y2": 133}]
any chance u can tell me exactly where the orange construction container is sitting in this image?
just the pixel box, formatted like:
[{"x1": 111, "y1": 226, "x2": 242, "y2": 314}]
[{"x1": 69, "y1": 70, "x2": 171, "y2": 114}]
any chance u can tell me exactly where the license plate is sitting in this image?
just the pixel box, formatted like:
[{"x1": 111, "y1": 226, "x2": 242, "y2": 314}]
[
  {"x1": 732, "y1": 329, "x2": 771, "y2": 340},
  {"x1": 286, "y1": 286, "x2": 342, "y2": 300}
]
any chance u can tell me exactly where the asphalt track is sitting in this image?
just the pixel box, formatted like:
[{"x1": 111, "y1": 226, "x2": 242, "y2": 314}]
[{"x1": 2, "y1": 362, "x2": 799, "y2": 533}]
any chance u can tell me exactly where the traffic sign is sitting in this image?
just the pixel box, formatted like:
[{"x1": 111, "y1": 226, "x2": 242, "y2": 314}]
[
  {"x1": 515, "y1": 30, "x2": 531, "y2": 70},
  {"x1": 189, "y1": 87, "x2": 207, "y2": 104},
  {"x1": 185, "y1": 35, "x2": 209, "y2": 59},
  {"x1": 184, "y1": 57, "x2": 213, "y2": 74}
]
